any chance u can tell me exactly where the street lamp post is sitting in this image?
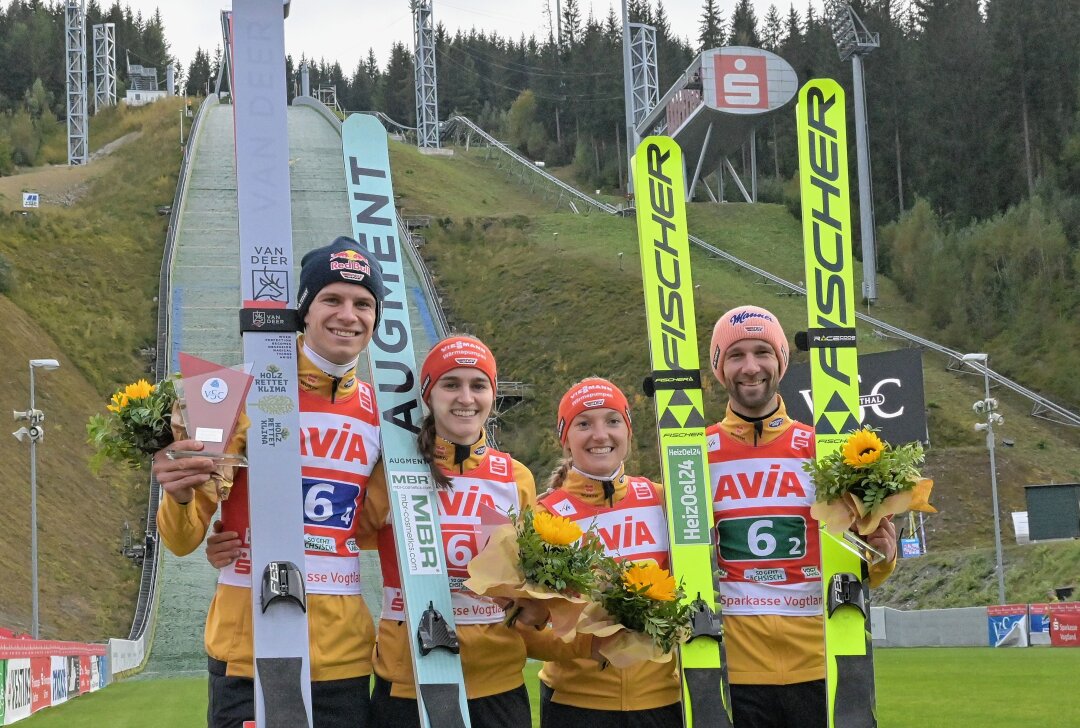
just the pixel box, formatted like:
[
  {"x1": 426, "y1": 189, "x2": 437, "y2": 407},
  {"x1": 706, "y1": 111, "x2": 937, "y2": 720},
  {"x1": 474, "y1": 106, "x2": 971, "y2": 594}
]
[
  {"x1": 13, "y1": 358, "x2": 60, "y2": 639},
  {"x1": 963, "y1": 352, "x2": 1006, "y2": 605}
]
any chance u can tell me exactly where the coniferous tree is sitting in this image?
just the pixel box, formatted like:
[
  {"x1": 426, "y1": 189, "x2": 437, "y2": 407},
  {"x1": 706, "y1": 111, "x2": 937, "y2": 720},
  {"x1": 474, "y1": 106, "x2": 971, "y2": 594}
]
[
  {"x1": 698, "y1": 0, "x2": 725, "y2": 51},
  {"x1": 729, "y1": 0, "x2": 761, "y2": 47},
  {"x1": 184, "y1": 48, "x2": 212, "y2": 96},
  {"x1": 761, "y1": 5, "x2": 783, "y2": 51}
]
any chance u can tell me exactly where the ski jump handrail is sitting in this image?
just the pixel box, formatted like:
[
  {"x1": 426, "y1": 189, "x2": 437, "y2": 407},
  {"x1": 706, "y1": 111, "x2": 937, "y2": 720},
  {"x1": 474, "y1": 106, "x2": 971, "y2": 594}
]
[
  {"x1": 444, "y1": 115, "x2": 619, "y2": 215},
  {"x1": 684, "y1": 232, "x2": 1080, "y2": 427},
  {"x1": 127, "y1": 93, "x2": 220, "y2": 648},
  {"x1": 445, "y1": 113, "x2": 1079, "y2": 427},
  {"x1": 293, "y1": 100, "x2": 452, "y2": 341}
]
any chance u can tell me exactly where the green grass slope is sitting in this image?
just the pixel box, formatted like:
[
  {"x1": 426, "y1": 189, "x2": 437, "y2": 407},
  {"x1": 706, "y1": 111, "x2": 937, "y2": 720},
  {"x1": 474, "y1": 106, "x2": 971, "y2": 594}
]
[{"x1": 0, "y1": 98, "x2": 186, "y2": 639}]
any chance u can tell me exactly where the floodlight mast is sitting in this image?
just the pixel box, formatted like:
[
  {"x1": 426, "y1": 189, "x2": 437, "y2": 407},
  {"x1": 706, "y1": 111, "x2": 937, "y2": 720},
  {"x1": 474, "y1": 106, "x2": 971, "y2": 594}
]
[
  {"x1": 827, "y1": 1, "x2": 880, "y2": 303},
  {"x1": 412, "y1": 0, "x2": 439, "y2": 149}
]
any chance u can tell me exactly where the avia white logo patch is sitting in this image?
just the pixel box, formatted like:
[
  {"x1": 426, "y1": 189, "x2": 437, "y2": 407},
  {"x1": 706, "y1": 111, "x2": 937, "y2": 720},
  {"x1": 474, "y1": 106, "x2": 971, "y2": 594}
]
[
  {"x1": 583, "y1": 398, "x2": 606, "y2": 408},
  {"x1": 454, "y1": 357, "x2": 478, "y2": 366}
]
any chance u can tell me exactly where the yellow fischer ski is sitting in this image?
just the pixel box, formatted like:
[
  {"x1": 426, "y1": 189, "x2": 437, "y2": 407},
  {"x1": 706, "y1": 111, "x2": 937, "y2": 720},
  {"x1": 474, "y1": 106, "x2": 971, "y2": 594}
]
[
  {"x1": 633, "y1": 135, "x2": 733, "y2": 728},
  {"x1": 796, "y1": 78, "x2": 877, "y2": 728}
]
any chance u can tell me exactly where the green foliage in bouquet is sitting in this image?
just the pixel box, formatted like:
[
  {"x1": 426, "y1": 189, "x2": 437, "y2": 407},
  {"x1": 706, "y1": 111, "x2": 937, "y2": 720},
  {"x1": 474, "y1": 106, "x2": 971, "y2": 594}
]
[
  {"x1": 804, "y1": 427, "x2": 926, "y2": 511},
  {"x1": 597, "y1": 560, "x2": 694, "y2": 654},
  {"x1": 87, "y1": 376, "x2": 177, "y2": 471},
  {"x1": 513, "y1": 507, "x2": 611, "y2": 596}
]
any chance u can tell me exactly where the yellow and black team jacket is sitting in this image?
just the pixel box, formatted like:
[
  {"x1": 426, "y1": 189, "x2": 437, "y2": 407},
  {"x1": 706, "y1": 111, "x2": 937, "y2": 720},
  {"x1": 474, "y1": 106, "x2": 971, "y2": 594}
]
[
  {"x1": 707, "y1": 398, "x2": 896, "y2": 686},
  {"x1": 521, "y1": 467, "x2": 683, "y2": 712},
  {"x1": 157, "y1": 341, "x2": 382, "y2": 681},
  {"x1": 365, "y1": 432, "x2": 536, "y2": 700}
]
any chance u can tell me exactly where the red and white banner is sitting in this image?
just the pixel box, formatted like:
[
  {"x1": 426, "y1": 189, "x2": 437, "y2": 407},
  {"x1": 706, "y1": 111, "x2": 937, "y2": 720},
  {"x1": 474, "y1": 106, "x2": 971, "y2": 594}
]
[
  {"x1": 1048, "y1": 604, "x2": 1080, "y2": 647},
  {"x1": 30, "y1": 657, "x2": 50, "y2": 714}
]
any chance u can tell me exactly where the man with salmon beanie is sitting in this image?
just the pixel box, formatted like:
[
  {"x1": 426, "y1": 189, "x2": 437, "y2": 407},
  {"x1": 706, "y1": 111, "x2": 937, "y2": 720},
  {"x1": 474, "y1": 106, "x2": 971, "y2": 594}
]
[{"x1": 705, "y1": 304, "x2": 896, "y2": 728}]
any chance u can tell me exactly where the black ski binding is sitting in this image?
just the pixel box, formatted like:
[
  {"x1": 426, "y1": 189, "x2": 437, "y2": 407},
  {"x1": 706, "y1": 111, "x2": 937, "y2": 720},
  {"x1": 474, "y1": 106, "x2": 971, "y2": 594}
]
[
  {"x1": 261, "y1": 560, "x2": 307, "y2": 613},
  {"x1": 794, "y1": 330, "x2": 810, "y2": 352},
  {"x1": 686, "y1": 594, "x2": 723, "y2": 643},
  {"x1": 827, "y1": 572, "x2": 867, "y2": 618},
  {"x1": 418, "y1": 601, "x2": 460, "y2": 656},
  {"x1": 642, "y1": 375, "x2": 656, "y2": 398}
]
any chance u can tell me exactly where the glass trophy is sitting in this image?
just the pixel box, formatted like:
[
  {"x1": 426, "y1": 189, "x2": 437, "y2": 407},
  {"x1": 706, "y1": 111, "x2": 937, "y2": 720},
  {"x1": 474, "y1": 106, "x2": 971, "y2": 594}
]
[
  {"x1": 831, "y1": 529, "x2": 887, "y2": 566},
  {"x1": 167, "y1": 353, "x2": 253, "y2": 467}
]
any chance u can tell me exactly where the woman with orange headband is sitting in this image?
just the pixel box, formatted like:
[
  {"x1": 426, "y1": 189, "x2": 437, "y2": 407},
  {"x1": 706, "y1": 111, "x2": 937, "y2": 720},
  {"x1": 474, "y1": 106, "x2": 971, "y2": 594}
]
[
  {"x1": 522, "y1": 378, "x2": 681, "y2": 728},
  {"x1": 365, "y1": 336, "x2": 536, "y2": 727}
]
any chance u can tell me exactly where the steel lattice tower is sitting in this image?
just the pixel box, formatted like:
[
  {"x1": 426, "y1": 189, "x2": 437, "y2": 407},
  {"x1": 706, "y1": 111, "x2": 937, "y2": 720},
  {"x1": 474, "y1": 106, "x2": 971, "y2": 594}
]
[
  {"x1": 629, "y1": 24, "x2": 659, "y2": 130},
  {"x1": 412, "y1": 0, "x2": 439, "y2": 149},
  {"x1": 827, "y1": 0, "x2": 880, "y2": 302},
  {"x1": 66, "y1": 0, "x2": 88, "y2": 165},
  {"x1": 92, "y1": 23, "x2": 116, "y2": 114}
]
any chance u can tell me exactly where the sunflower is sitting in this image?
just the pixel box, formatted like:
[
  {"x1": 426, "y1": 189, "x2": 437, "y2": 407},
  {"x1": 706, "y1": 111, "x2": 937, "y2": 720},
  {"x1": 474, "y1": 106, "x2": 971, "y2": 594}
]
[
  {"x1": 533, "y1": 511, "x2": 583, "y2": 546},
  {"x1": 623, "y1": 561, "x2": 677, "y2": 602},
  {"x1": 106, "y1": 391, "x2": 129, "y2": 413},
  {"x1": 842, "y1": 428, "x2": 884, "y2": 467},
  {"x1": 123, "y1": 379, "x2": 155, "y2": 401}
]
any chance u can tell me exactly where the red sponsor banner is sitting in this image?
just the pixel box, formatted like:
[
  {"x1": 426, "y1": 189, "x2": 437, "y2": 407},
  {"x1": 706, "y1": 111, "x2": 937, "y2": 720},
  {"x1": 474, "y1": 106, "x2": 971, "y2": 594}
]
[
  {"x1": 987, "y1": 604, "x2": 1028, "y2": 617},
  {"x1": 30, "y1": 656, "x2": 51, "y2": 713},
  {"x1": 0, "y1": 639, "x2": 105, "y2": 660},
  {"x1": 1049, "y1": 604, "x2": 1080, "y2": 647},
  {"x1": 713, "y1": 53, "x2": 769, "y2": 110},
  {"x1": 79, "y1": 655, "x2": 92, "y2": 693}
]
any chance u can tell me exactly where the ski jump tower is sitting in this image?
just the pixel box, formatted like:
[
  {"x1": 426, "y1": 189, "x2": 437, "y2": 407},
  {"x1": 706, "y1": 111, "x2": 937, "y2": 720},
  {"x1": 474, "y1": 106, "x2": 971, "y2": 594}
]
[
  {"x1": 412, "y1": 0, "x2": 440, "y2": 150},
  {"x1": 93, "y1": 23, "x2": 117, "y2": 114},
  {"x1": 66, "y1": 0, "x2": 88, "y2": 165},
  {"x1": 632, "y1": 47, "x2": 798, "y2": 203}
]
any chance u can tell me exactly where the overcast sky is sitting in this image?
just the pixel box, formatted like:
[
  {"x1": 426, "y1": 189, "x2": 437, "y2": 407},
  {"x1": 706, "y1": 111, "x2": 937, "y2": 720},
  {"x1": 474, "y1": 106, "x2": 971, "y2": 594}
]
[{"x1": 117, "y1": 1, "x2": 824, "y2": 71}]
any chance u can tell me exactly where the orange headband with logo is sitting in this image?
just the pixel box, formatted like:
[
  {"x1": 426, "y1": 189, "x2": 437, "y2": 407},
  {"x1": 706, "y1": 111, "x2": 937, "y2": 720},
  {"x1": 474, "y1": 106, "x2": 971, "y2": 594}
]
[
  {"x1": 556, "y1": 378, "x2": 632, "y2": 444},
  {"x1": 420, "y1": 336, "x2": 498, "y2": 402}
]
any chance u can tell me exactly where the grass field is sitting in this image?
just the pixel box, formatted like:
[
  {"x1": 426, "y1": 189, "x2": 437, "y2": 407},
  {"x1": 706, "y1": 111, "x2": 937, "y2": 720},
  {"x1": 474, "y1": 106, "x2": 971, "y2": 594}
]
[{"x1": 17, "y1": 649, "x2": 1080, "y2": 727}]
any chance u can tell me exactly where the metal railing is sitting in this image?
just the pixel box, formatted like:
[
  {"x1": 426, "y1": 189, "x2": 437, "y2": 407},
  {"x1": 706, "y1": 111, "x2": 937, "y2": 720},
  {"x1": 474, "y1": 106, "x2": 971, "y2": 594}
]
[
  {"x1": 127, "y1": 94, "x2": 218, "y2": 645},
  {"x1": 683, "y1": 232, "x2": 1080, "y2": 427},
  {"x1": 442, "y1": 115, "x2": 619, "y2": 216},
  {"x1": 397, "y1": 211, "x2": 451, "y2": 338}
]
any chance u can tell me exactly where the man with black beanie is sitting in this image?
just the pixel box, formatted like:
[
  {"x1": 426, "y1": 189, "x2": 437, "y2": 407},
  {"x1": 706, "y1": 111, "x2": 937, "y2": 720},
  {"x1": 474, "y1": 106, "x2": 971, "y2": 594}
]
[{"x1": 153, "y1": 236, "x2": 388, "y2": 727}]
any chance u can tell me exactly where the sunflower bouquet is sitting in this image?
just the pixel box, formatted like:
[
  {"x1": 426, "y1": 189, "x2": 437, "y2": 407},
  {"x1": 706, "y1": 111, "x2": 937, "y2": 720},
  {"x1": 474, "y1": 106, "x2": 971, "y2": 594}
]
[
  {"x1": 576, "y1": 560, "x2": 694, "y2": 668},
  {"x1": 87, "y1": 376, "x2": 178, "y2": 472},
  {"x1": 465, "y1": 507, "x2": 610, "y2": 637},
  {"x1": 805, "y1": 427, "x2": 936, "y2": 536}
]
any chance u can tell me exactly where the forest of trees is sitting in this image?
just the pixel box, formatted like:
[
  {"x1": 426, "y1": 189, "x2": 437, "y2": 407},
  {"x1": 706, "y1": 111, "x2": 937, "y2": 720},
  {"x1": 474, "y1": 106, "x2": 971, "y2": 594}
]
[
  {"x1": 2, "y1": 1, "x2": 1078, "y2": 402},
  {"x1": 0, "y1": 0, "x2": 174, "y2": 170}
]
